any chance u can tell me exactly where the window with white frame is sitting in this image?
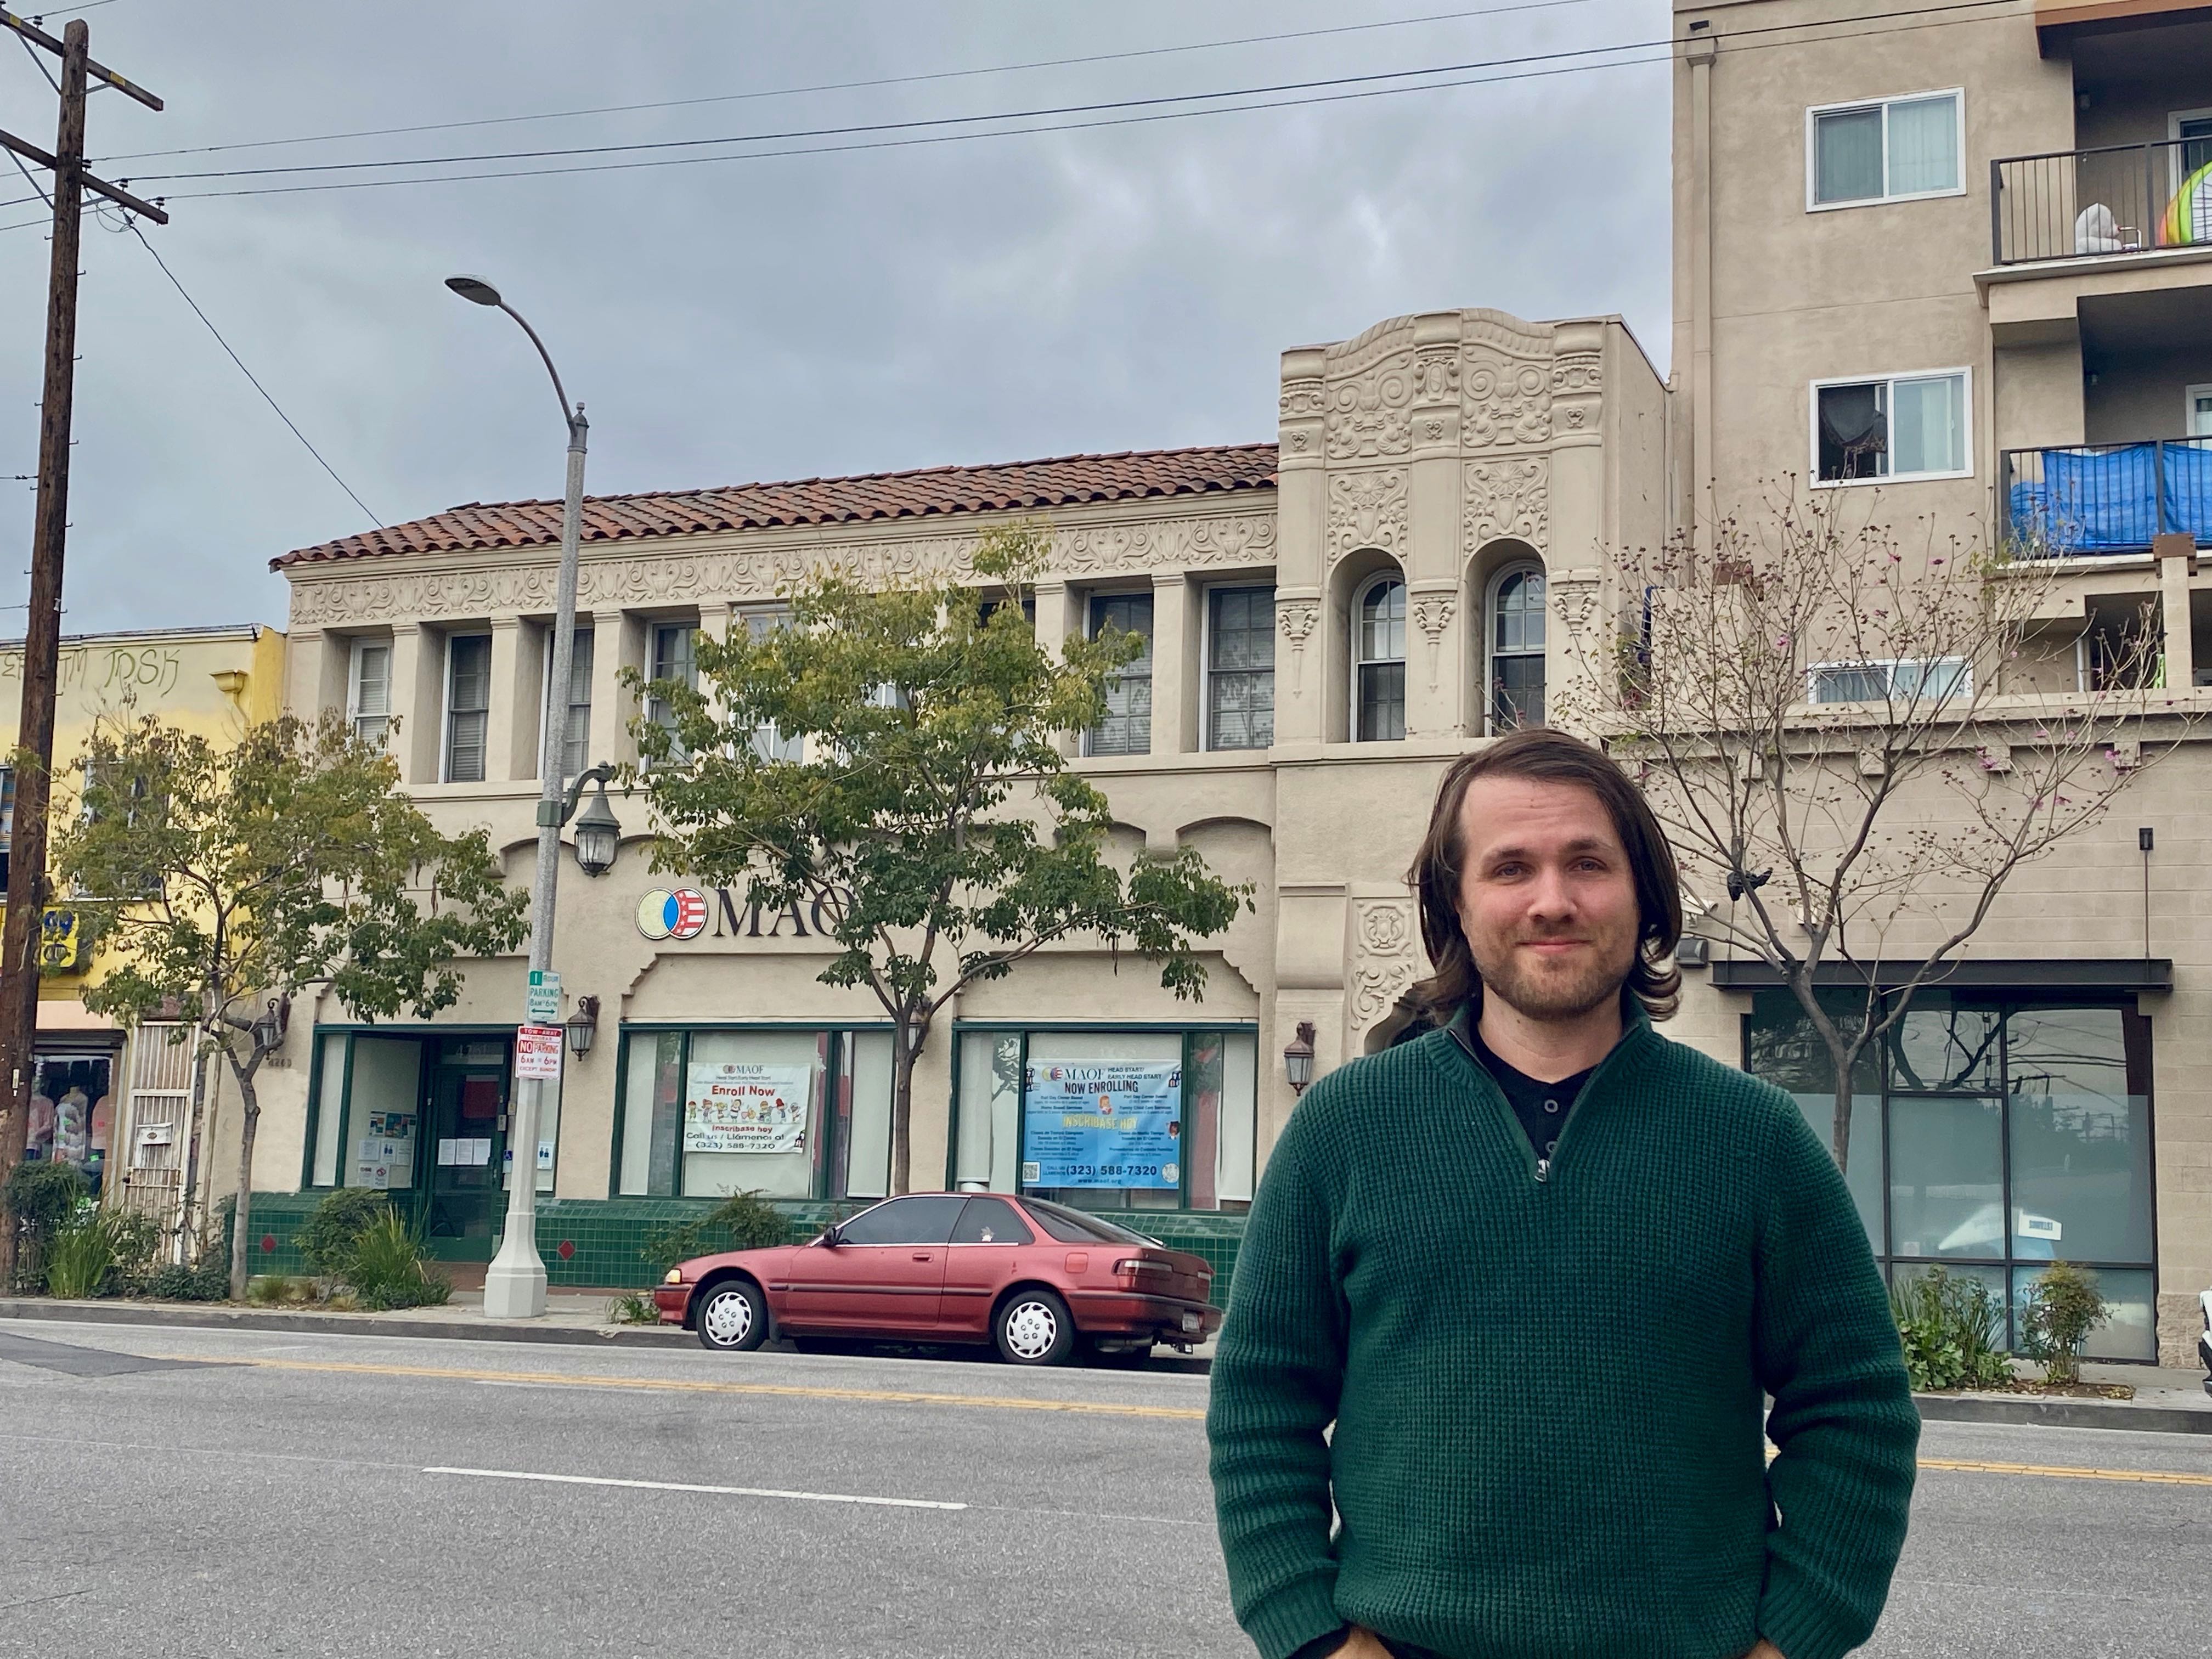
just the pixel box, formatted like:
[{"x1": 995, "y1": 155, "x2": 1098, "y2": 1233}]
[
  {"x1": 741, "y1": 609, "x2": 804, "y2": 761},
  {"x1": 442, "y1": 634, "x2": 491, "y2": 783},
  {"x1": 1204, "y1": 585, "x2": 1274, "y2": 751},
  {"x1": 347, "y1": 639, "x2": 391, "y2": 747},
  {"x1": 539, "y1": 628, "x2": 593, "y2": 778},
  {"x1": 1087, "y1": 592, "x2": 1154, "y2": 756},
  {"x1": 2188, "y1": 383, "x2": 2212, "y2": 438},
  {"x1": 645, "y1": 622, "x2": 696, "y2": 761},
  {"x1": 1807, "y1": 657, "x2": 1970, "y2": 705},
  {"x1": 1486, "y1": 563, "x2": 1547, "y2": 734},
  {"x1": 1353, "y1": 574, "x2": 1406, "y2": 742},
  {"x1": 1809, "y1": 89, "x2": 1962, "y2": 208},
  {"x1": 1814, "y1": 371, "x2": 1969, "y2": 484}
]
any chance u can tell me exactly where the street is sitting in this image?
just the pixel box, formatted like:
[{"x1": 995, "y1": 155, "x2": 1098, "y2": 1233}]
[{"x1": 2, "y1": 1322, "x2": 2208, "y2": 1659}]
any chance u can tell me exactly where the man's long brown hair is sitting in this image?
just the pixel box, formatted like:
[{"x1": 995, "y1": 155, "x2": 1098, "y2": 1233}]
[{"x1": 1406, "y1": 727, "x2": 1684, "y2": 1023}]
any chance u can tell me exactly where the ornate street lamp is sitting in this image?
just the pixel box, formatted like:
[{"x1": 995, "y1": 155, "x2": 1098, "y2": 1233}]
[{"x1": 1283, "y1": 1020, "x2": 1317, "y2": 1096}]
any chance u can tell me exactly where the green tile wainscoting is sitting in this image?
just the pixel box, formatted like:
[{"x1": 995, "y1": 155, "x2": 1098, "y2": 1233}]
[{"x1": 229, "y1": 1193, "x2": 1248, "y2": 1306}]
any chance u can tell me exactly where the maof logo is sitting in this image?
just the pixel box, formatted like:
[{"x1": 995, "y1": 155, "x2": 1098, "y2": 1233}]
[{"x1": 636, "y1": 888, "x2": 710, "y2": 941}]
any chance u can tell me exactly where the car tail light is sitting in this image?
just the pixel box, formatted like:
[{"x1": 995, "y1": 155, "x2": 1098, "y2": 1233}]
[{"x1": 1115, "y1": 1257, "x2": 1176, "y2": 1283}]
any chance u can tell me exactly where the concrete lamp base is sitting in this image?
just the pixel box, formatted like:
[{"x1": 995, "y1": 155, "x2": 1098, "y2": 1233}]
[{"x1": 481, "y1": 1245, "x2": 549, "y2": 1319}]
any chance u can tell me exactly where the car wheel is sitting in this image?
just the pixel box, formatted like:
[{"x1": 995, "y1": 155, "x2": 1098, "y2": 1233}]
[
  {"x1": 696, "y1": 1279, "x2": 768, "y2": 1352},
  {"x1": 995, "y1": 1289, "x2": 1075, "y2": 1366}
]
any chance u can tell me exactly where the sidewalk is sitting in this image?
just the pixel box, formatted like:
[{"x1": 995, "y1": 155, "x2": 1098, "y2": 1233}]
[
  {"x1": 0, "y1": 1289, "x2": 695, "y2": 1347},
  {"x1": 1909, "y1": 1361, "x2": 2212, "y2": 1435}
]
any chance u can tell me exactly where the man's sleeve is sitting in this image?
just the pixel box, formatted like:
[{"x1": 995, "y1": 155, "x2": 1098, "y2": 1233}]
[
  {"x1": 1206, "y1": 1124, "x2": 1348, "y2": 1659},
  {"x1": 1751, "y1": 1097, "x2": 1921, "y2": 1659}
]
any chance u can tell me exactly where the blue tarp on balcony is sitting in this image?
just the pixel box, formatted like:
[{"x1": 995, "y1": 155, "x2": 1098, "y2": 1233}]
[{"x1": 2007, "y1": 441, "x2": 2212, "y2": 554}]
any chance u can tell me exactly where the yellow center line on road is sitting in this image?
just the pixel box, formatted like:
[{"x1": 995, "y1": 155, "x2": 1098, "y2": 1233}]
[
  {"x1": 152, "y1": 1352, "x2": 1210, "y2": 1420},
  {"x1": 1915, "y1": 1455, "x2": 2212, "y2": 1488}
]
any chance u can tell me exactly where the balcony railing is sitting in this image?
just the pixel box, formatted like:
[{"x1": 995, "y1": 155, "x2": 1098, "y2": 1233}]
[
  {"x1": 1990, "y1": 137, "x2": 2212, "y2": 265},
  {"x1": 2001, "y1": 437, "x2": 2212, "y2": 555}
]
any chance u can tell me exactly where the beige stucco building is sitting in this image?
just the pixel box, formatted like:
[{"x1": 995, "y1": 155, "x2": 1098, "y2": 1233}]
[{"x1": 233, "y1": 0, "x2": 2210, "y2": 1364}]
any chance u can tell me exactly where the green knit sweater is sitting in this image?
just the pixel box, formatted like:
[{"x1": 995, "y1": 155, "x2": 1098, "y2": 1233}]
[{"x1": 1207, "y1": 1014, "x2": 1918, "y2": 1659}]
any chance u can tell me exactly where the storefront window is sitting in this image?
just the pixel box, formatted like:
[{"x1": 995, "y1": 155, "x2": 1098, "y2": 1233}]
[
  {"x1": 1745, "y1": 991, "x2": 2158, "y2": 1359},
  {"x1": 951, "y1": 1026, "x2": 1257, "y2": 1211},
  {"x1": 616, "y1": 1026, "x2": 891, "y2": 1201},
  {"x1": 24, "y1": 1048, "x2": 116, "y2": 1195}
]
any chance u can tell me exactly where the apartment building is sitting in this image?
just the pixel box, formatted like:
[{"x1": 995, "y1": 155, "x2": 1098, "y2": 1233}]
[
  {"x1": 229, "y1": 0, "x2": 2207, "y2": 1364},
  {"x1": 1673, "y1": 0, "x2": 2212, "y2": 1363}
]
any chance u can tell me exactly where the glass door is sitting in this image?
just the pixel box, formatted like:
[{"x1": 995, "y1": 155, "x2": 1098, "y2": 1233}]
[{"x1": 425, "y1": 1052, "x2": 508, "y2": 1261}]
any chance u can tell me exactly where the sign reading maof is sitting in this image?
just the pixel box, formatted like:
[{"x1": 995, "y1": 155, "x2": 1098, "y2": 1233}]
[{"x1": 635, "y1": 886, "x2": 839, "y2": 944}]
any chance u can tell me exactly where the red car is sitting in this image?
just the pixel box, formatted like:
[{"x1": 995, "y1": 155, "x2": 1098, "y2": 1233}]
[{"x1": 654, "y1": 1190, "x2": 1222, "y2": 1366}]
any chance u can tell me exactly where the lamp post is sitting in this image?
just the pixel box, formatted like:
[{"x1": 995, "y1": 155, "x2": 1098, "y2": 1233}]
[{"x1": 450, "y1": 273, "x2": 589, "y2": 1319}]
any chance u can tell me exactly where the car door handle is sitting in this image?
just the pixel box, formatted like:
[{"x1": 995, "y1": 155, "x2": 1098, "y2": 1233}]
[{"x1": 911, "y1": 1252, "x2": 933, "y2": 1261}]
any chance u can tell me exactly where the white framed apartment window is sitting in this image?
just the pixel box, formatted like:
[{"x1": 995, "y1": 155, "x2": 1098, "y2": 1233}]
[
  {"x1": 1486, "y1": 563, "x2": 1547, "y2": 735},
  {"x1": 644, "y1": 622, "x2": 697, "y2": 762},
  {"x1": 2170, "y1": 109, "x2": 2212, "y2": 191},
  {"x1": 346, "y1": 638, "x2": 391, "y2": 747},
  {"x1": 739, "y1": 609, "x2": 804, "y2": 761},
  {"x1": 2187, "y1": 383, "x2": 2212, "y2": 438},
  {"x1": 1086, "y1": 592, "x2": 1154, "y2": 757},
  {"x1": 538, "y1": 627, "x2": 593, "y2": 778},
  {"x1": 1807, "y1": 89, "x2": 1963, "y2": 210},
  {"x1": 1812, "y1": 369, "x2": 1971, "y2": 485},
  {"x1": 441, "y1": 633, "x2": 492, "y2": 783},
  {"x1": 1353, "y1": 573, "x2": 1406, "y2": 743},
  {"x1": 1201, "y1": 584, "x2": 1274, "y2": 752},
  {"x1": 1807, "y1": 656, "x2": 1970, "y2": 705}
]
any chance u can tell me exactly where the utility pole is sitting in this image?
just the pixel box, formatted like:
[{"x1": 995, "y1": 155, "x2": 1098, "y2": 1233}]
[{"x1": 0, "y1": 10, "x2": 163, "y2": 1283}]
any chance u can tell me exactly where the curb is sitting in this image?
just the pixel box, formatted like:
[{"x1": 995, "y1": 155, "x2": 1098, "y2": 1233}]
[
  {"x1": 0, "y1": 1297, "x2": 694, "y2": 1349},
  {"x1": 1914, "y1": 1390, "x2": 2212, "y2": 1435}
]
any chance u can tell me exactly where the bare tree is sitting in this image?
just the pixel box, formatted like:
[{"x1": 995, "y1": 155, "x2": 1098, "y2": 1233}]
[{"x1": 1560, "y1": 489, "x2": 2179, "y2": 1171}]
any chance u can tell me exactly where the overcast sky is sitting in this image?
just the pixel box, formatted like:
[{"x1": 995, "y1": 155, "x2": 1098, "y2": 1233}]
[{"x1": 0, "y1": 0, "x2": 1671, "y2": 635}]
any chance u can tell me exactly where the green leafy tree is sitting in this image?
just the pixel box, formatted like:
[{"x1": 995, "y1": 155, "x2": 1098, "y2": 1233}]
[
  {"x1": 53, "y1": 713, "x2": 529, "y2": 1297},
  {"x1": 634, "y1": 524, "x2": 1250, "y2": 1194}
]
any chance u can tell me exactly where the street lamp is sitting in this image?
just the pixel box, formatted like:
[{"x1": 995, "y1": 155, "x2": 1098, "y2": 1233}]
[
  {"x1": 450, "y1": 272, "x2": 589, "y2": 1321},
  {"x1": 566, "y1": 766, "x2": 622, "y2": 878}
]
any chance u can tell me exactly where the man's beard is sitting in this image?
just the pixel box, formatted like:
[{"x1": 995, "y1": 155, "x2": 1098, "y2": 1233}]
[{"x1": 1469, "y1": 931, "x2": 1636, "y2": 1022}]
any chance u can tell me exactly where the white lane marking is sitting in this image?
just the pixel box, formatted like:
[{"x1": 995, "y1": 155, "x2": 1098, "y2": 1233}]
[{"x1": 424, "y1": 1465, "x2": 968, "y2": 1510}]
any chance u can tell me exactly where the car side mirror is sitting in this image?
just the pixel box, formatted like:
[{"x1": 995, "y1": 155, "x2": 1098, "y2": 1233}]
[{"x1": 818, "y1": 1225, "x2": 840, "y2": 1248}]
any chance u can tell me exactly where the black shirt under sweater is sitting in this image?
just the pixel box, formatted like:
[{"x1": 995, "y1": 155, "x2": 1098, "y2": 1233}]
[{"x1": 1282, "y1": 1021, "x2": 1600, "y2": 1659}]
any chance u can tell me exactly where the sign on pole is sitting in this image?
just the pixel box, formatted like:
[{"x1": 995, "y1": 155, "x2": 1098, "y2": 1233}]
[
  {"x1": 515, "y1": 1024, "x2": 564, "y2": 1081},
  {"x1": 525, "y1": 969, "x2": 562, "y2": 1025}
]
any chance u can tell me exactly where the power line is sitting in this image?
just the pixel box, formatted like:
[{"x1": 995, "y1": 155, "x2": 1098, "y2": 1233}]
[
  {"x1": 97, "y1": 0, "x2": 1616, "y2": 164},
  {"x1": 127, "y1": 0, "x2": 2025, "y2": 199},
  {"x1": 123, "y1": 224, "x2": 382, "y2": 526}
]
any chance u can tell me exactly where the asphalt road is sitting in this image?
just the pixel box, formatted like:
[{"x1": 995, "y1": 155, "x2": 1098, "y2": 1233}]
[{"x1": 2, "y1": 1320, "x2": 2208, "y2": 1658}]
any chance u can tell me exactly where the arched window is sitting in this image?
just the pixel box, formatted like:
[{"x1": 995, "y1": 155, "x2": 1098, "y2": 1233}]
[
  {"x1": 1487, "y1": 563, "x2": 1546, "y2": 733},
  {"x1": 1353, "y1": 574, "x2": 1406, "y2": 742}
]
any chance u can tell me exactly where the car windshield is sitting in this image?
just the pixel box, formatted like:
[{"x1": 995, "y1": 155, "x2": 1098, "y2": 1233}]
[{"x1": 1020, "y1": 1198, "x2": 1161, "y2": 1246}]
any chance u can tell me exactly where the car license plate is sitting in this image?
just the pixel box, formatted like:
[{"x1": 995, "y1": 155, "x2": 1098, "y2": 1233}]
[{"x1": 1181, "y1": 1311, "x2": 1201, "y2": 1333}]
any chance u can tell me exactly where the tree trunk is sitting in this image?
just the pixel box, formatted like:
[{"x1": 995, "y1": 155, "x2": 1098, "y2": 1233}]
[
  {"x1": 889, "y1": 1015, "x2": 922, "y2": 1197},
  {"x1": 225, "y1": 1049, "x2": 261, "y2": 1300},
  {"x1": 1830, "y1": 1069, "x2": 1853, "y2": 1175}
]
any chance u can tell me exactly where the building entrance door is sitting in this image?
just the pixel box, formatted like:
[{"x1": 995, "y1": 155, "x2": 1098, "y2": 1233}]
[{"x1": 424, "y1": 1046, "x2": 510, "y2": 1261}]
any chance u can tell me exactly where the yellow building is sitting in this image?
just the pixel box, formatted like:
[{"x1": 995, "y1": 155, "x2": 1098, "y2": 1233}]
[{"x1": 0, "y1": 624, "x2": 285, "y2": 1237}]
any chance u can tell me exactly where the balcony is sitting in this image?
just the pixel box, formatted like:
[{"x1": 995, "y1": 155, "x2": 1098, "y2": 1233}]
[
  {"x1": 2001, "y1": 437, "x2": 2212, "y2": 554},
  {"x1": 1991, "y1": 138, "x2": 2212, "y2": 266}
]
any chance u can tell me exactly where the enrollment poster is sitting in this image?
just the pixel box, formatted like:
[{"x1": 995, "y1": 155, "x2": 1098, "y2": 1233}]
[
  {"x1": 1020, "y1": 1060, "x2": 1181, "y2": 1190},
  {"x1": 684, "y1": 1062, "x2": 814, "y2": 1154}
]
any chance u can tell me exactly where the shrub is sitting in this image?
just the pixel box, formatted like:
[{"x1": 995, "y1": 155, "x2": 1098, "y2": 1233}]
[
  {"x1": 297, "y1": 1188, "x2": 395, "y2": 1278},
  {"x1": 143, "y1": 1256, "x2": 229, "y2": 1302},
  {"x1": 1891, "y1": 1267, "x2": 2014, "y2": 1392},
  {"x1": 4, "y1": 1159, "x2": 88, "y2": 1291},
  {"x1": 641, "y1": 1190, "x2": 791, "y2": 1274},
  {"x1": 2019, "y1": 1260, "x2": 2109, "y2": 1386},
  {"x1": 246, "y1": 1273, "x2": 317, "y2": 1306},
  {"x1": 45, "y1": 1213, "x2": 120, "y2": 1299},
  {"x1": 606, "y1": 1290, "x2": 659, "y2": 1325},
  {"x1": 345, "y1": 1211, "x2": 451, "y2": 1312},
  {"x1": 105, "y1": 1209, "x2": 165, "y2": 1294}
]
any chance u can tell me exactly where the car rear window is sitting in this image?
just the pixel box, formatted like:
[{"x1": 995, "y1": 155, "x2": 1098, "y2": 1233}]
[
  {"x1": 951, "y1": 1197, "x2": 1034, "y2": 1246},
  {"x1": 1020, "y1": 1199, "x2": 1161, "y2": 1246}
]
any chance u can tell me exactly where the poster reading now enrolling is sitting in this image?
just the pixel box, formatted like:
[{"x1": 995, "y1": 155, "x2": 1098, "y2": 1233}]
[
  {"x1": 684, "y1": 1061, "x2": 814, "y2": 1154},
  {"x1": 1020, "y1": 1060, "x2": 1181, "y2": 1190}
]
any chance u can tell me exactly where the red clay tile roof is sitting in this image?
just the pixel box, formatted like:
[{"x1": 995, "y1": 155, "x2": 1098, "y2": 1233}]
[{"x1": 274, "y1": 442, "x2": 1278, "y2": 570}]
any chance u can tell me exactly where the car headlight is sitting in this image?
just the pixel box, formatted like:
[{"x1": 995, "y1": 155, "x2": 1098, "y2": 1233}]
[{"x1": 664, "y1": 1269, "x2": 684, "y2": 1285}]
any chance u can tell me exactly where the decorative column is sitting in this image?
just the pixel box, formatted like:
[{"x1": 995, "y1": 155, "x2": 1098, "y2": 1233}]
[
  {"x1": 1405, "y1": 312, "x2": 1464, "y2": 736},
  {"x1": 486, "y1": 616, "x2": 532, "y2": 781},
  {"x1": 1274, "y1": 347, "x2": 1328, "y2": 747},
  {"x1": 1149, "y1": 571, "x2": 1193, "y2": 755},
  {"x1": 587, "y1": 608, "x2": 636, "y2": 768},
  {"x1": 1547, "y1": 321, "x2": 1609, "y2": 738},
  {"x1": 387, "y1": 622, "x2": 438, "y2": 784},
  {"x1": 1031, "y1": 580, "x2": 1078, "y2": 758},
  {"x1": 284, "y1": 627, "x2": 346, "y2": 726}
]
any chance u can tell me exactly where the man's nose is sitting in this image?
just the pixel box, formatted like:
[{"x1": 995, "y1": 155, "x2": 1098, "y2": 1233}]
[{"x1": 1526, "y1": 865, "x2": 1581, "y2": 921}]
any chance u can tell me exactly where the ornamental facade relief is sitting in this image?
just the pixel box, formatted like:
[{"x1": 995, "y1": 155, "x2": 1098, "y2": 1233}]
[
  {"x1": 1348, "y1": 896, "x2": 1420, "y2": 1031},
  {"x1": 1463, "y1": 456, "x2": 1550, "y2": 552},
  {"x1": 1327, "y1": 468, "x2": 1409, "y2": 565}
]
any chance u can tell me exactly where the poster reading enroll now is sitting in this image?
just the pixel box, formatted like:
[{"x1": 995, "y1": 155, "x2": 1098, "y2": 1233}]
[{"x1": 1020, "y1": 1060, "x2": 1181, "y2": 1191}]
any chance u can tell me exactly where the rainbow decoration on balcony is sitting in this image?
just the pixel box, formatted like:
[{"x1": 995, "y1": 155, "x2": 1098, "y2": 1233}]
[{"x1": 2162, "y1": 160, "x2": 2212, "y2": 246}]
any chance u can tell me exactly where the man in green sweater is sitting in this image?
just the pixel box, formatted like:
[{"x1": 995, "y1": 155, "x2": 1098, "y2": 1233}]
[{"x1": 1208, "y1": 728, "x2": 1917, "y2": 1659}]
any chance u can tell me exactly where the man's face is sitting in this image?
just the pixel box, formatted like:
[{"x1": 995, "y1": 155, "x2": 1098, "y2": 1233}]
[{"x1": 1453, "y1": 775, "x2": 1643, "y2": 1023}]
